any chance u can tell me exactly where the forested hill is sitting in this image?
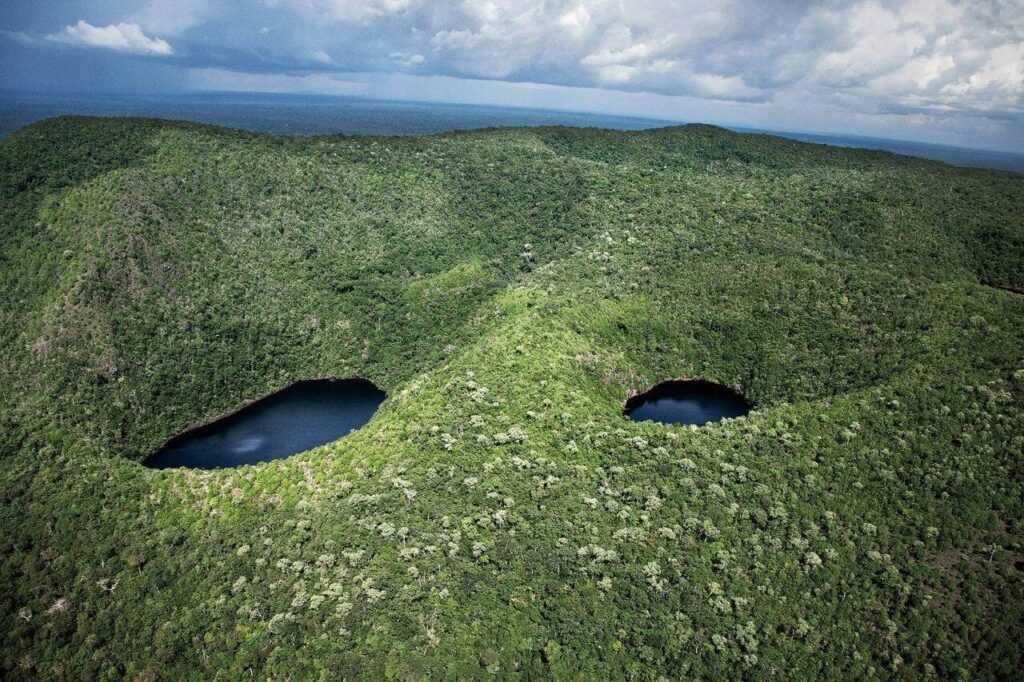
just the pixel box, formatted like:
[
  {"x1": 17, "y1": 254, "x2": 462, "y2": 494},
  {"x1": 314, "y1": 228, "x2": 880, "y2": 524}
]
[{"x1": 1, "y1": 117, "x2": 1022, "y2": 679}]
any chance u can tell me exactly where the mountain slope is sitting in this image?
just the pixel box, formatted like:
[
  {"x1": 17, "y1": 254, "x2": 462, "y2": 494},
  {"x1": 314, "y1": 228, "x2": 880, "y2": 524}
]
[{"x1": 1, "y1": 117, "x2": 1022, "y2": 679}]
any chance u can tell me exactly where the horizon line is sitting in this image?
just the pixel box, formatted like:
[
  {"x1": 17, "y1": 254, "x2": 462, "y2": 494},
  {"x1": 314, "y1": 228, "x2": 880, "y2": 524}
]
[{"x1": 2, "y1": 86, "x2": 1022, "y2": 159}]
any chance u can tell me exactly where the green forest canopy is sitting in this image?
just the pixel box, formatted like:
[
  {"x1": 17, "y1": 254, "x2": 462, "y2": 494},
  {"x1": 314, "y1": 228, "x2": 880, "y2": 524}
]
[{"x1": 1, "y1": 117, "x2": 1022, "y2": 679}]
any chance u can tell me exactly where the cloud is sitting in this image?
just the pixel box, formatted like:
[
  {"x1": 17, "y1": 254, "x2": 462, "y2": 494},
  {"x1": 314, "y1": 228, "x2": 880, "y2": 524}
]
[
  {"x1": 22, "y1": 2, "x2": 1023, "y2": 112},
  {"x1": 48, "y1": 21, "x2": 173, "y2": 56},
  {"x1": 0, "y1": 29, "x2": 36, "y2": 45},
  {"x1": 131, "y1": 0, "x2": 212, "y2": 37},
  {"x1": 304, "y1": 50, "x2": 335, "y2": 65},
  {"x1": 286, "y1": 0, "x2": 421, "y2": 24},
  {"x1": 794, "y1": 0, "x2": 1024, "y2": 119},
  {"x1": 6, "y1": 0, "x2": 1022, "y2": 146},
  {"x1": 390, "y1": 51, "x2": 426, "y2": 67}
]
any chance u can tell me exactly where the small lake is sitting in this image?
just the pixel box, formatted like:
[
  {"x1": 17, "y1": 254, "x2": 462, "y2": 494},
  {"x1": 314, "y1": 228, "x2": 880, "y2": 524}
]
[
  {"x1": 145, "y1": 378, "x2": 385, "y2": 469},
  {"x1": 625, "y1": 380, "x2": 750, "y2": 426}
]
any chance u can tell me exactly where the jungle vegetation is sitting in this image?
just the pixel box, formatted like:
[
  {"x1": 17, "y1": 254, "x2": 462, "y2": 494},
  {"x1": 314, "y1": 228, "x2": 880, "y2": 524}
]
[{"x1": 1, "y1": 116, "x2": 1022, "y2": 679}]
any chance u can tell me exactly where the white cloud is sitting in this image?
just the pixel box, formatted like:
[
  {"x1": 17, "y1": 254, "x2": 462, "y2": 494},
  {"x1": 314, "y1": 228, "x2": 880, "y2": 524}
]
[
  {"x1": 689, "y1": 72, "x2": 768, "y2": 101},
  {"x1": 290, "y1": 0, "x2": 420, "y2": 23},
  {"x1": 815, "y1": 28, "x2": 928, "y2": 87},
  {"x1": 431, "y1": 29, "x2": 480, "y2": 51},
  {"x1": 796, "y1": 0, "x2": 1024, "y2": 118},
  {"x1": 305, "y1": 50, "x2": 335, "y2": 64},
  {"x1": 132, "y1": 0, "x2": 211, "y2": 37},
  {"x1": 558, "y1": 4, "x2": 592, "y2": 34},
  {"x1": 390, "y1": 51, "x2": 426, "y2": 66},
  {"x1": 12, "y1": 0, "x2": 1023, "y2": 146},
  {"x1": 873, "y1": 54, "x2": 957, "y2": 93},
  {"x1": 581, "y1": 42, "x2": 656, "y2": 70},
  {"x1": 49, "y1": 21, "x2": 173, "y2": 56}
]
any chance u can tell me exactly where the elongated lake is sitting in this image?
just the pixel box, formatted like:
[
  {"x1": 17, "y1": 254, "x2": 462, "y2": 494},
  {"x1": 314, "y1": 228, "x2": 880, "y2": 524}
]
[
  {"x1": 145, "y1": 378, "x2": 385, "y2": 469},
  {"x1": 625, "y1": 380, "x2": 750, "y2": 426}
]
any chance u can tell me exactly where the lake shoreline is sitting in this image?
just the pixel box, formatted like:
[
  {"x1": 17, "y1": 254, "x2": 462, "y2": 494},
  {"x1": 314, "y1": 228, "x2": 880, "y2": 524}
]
[{"x1": 148, "y1": 375, "x2": 378, "y2": 465}]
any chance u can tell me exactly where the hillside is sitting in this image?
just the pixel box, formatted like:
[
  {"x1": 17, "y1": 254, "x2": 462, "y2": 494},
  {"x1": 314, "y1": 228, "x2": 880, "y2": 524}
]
[{"x1": 1, "y1": 116, "x2": 1022, "y2": 679}]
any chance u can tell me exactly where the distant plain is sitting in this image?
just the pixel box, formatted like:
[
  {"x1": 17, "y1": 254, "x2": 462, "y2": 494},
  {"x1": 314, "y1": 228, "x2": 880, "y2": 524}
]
[{"x1": 3, "y1": 90, "x2": 1022, "y2": 173}]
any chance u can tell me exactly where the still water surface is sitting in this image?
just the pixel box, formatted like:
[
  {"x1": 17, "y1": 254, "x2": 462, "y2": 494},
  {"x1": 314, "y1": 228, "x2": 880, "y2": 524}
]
[
  {"x1": 626, "y1": 380, "x2": 750, "y2": 426},
  {"x1": 146, "y1": 379, "x2": 384, "y2": 469}
]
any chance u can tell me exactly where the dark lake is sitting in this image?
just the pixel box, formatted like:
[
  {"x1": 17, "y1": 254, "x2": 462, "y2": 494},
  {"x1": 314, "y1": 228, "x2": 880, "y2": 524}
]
[
  {"x1": 145, "y1": 378, "x2": 384, "y2": 469},
  {"x1": 625, "y1": 380, "x2": 750, "y2": 426}
]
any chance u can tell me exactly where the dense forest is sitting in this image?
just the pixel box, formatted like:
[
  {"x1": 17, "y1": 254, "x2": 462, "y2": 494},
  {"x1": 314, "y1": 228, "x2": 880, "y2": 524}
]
[{"x1": 1, "y1": 117, "x2": 1022, "y2": 679}]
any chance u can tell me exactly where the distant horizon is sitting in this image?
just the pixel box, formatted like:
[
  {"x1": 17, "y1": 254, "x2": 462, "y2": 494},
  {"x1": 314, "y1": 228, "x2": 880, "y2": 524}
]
[
  {"x1": 3, "y1": 1, "x2": 1021, "y2": 154},
  {"x1": 4, "y1": 87, "x2": 1023, "y2": 161}
]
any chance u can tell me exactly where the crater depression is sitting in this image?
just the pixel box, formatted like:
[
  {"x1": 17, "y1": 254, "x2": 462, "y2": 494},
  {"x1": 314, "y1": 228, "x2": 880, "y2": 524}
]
[
  {"x1": 145, "y1": 378, "x2": 385, "y2": 469},
  {"x1": 624, "y1": 379, "x2": 750, "y2": 426}
]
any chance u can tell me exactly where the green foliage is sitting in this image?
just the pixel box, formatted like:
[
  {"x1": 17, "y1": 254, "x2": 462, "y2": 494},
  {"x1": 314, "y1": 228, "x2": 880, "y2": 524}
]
[{"x1": 1, "y1": 117, "x2": 1022, "y2": 679}]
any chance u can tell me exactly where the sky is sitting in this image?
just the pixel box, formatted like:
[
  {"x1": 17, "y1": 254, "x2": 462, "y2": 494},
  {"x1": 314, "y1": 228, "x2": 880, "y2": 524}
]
[{"x1": 1, "y1": 1, "x2": 1022, "y2": 151}]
